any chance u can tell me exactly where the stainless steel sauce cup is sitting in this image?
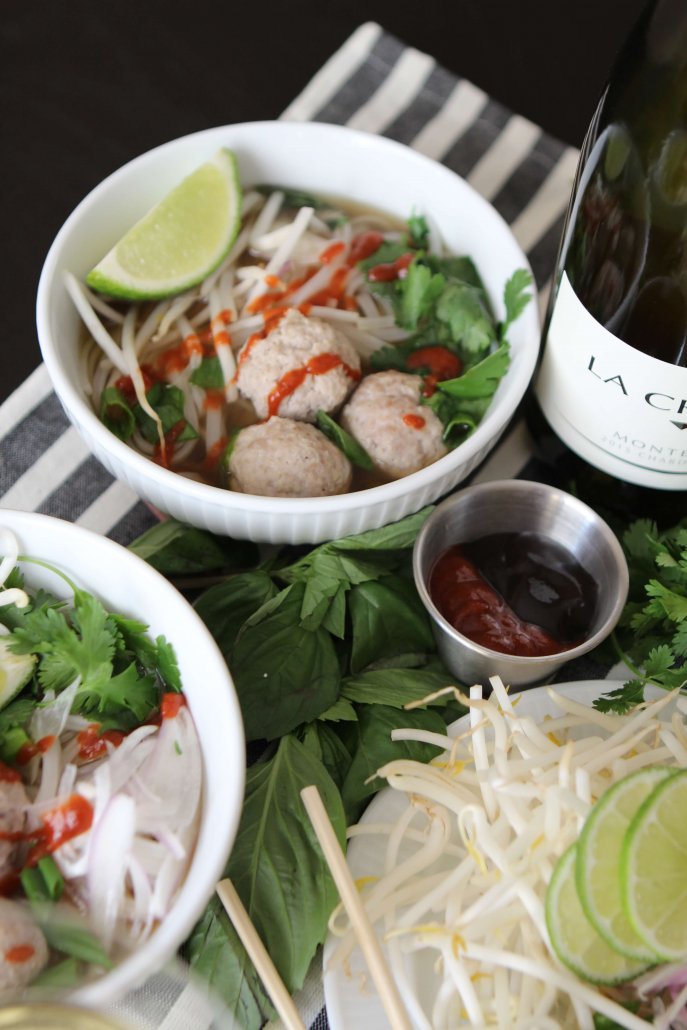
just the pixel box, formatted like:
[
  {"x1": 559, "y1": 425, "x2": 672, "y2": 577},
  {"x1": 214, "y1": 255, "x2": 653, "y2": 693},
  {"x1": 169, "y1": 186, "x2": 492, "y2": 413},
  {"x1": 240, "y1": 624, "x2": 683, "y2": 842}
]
[{"x1": 413, "y1": 479, "x2": 629, "y2": 689}]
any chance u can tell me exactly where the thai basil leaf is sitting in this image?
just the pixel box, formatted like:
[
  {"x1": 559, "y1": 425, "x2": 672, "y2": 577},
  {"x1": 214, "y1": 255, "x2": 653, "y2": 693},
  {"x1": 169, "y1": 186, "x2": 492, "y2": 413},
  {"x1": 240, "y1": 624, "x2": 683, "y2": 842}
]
[
  {"x1": 347, "y1": 574, "x2": 435, "y2": 674},
  {"x1": 194, "y1": 571, "x2": 279, "y2": 665},
  {"x1": 136, "y1": 383, "x2": 198, "y2": 443},
  {"x1": 190, "y1": 355, "x2": 225, "y2": 390},
  {"x1": 129, "y1": 519, "x2": 258, "y2": 575},
  {"x1": 340, "y1": 704, "x2": 447, "y2": 821},
  {"x1": 231, "y1": 583, "x2": 341, "y2": 740},
  {"x1": 184, "y1": 902, "x2": 275, "y2": 1030},
  {"x1": 186, "y1": 734, "x2": 346, "y2": 1025},
  {"x1": 342, "y1": 666, "x2": 463, "y2": 709},
  {"x1": 32, "y1": 958, "x2": 81, "y2": 989},
  {"x1": 426, "y1": 254, "x2": 486, "y2": 292},
  {"x1": 315, "y1": 410, "x2": 373, "y2": 471},
  {"x1": 99, "y1": 387, "x2": 135, "y2": 440},
  {"x1": 33, "y1": 910, "x2": 114, "y2": 968},
  {"x1": 317, "y1": 697, "x2": 358, "y2": 722},
  {"x1": 357, "y1": 239, "x2": 410, "y2": 272},
  {"x1": 300, "y1": 721, "x2": 354, "y2": 790}
]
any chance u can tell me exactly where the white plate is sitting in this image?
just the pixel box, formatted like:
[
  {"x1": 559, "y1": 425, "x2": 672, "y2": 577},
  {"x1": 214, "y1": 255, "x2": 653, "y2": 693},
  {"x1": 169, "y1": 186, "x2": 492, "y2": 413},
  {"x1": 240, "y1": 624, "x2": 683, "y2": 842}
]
[{"x1": 322, "y1": 679, "x2": 671, "y2": 1029}]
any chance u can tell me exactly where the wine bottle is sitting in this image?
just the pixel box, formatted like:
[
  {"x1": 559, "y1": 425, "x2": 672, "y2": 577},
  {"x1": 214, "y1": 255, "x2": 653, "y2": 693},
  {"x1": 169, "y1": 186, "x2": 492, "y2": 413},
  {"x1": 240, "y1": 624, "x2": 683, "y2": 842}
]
[{"x1": 528, "y1": 0, "x2": 687, "y2": 528}]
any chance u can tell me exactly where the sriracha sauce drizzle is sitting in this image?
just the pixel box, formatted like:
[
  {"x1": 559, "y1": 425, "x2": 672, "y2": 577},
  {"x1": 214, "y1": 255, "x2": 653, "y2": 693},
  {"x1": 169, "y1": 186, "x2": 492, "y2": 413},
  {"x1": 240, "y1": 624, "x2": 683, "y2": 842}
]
[{"x1": 429, "y1": 531, "x2": 598, "y2": 657}]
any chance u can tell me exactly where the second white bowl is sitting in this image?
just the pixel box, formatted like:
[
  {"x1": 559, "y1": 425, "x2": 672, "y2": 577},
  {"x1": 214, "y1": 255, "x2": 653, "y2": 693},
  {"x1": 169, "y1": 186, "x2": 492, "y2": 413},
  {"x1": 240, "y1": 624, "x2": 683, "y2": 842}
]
[{"x1": 37, "y1": 121, "x2": 540, "y2": 544}]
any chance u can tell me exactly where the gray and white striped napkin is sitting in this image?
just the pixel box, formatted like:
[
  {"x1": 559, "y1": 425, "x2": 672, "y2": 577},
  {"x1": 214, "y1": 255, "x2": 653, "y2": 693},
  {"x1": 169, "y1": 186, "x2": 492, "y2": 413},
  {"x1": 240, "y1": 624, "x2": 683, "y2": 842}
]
[{"x1": 0, "y1": 22, "x2": 586, "y2": 1029}]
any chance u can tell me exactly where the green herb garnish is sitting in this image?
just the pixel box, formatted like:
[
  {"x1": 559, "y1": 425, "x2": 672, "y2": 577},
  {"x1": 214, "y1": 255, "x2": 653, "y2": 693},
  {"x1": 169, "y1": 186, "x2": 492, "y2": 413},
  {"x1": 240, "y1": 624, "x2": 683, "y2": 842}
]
[
  {"x1": 594, "y1": 517, "x2": 687, "y2": 712},
  {"x1": 127, "y1": 511, "x2": 462, "y2": 1026},
  {"x1": 0, "y1": 557, "x2": 182, "y2": 738}
]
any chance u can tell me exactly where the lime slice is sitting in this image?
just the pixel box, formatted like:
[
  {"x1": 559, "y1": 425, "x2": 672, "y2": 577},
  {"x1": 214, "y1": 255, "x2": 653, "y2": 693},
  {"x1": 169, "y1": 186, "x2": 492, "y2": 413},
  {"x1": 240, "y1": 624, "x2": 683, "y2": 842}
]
[
  {"x1": 621, "y1": 768, "x2": 687, "y2": 960},
  {"x1": 546, "y1": 844, "x2": 649, "y2": 984},
  {"x1": 86, "y1": 148, "x2": 242, "y2": 300},
  {"x1": 576, "y1": 766, "x2": 674, "y2": 960},
  {"x1": 0, "y1": 637, "x2": 35, "y2": 710}
]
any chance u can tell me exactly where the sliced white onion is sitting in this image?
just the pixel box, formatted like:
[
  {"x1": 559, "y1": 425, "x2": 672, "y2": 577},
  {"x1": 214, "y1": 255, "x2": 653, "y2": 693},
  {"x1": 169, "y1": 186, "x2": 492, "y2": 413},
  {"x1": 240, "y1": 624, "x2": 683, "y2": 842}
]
[{"x1": 87, "y1": 793, "x2": 136, "y2": 951}]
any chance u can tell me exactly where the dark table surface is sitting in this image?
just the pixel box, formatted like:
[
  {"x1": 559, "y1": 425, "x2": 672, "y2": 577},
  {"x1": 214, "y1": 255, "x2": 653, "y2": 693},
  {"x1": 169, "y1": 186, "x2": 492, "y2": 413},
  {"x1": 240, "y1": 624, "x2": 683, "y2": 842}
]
[{"x1": 2, "y1": 0, "x2": 646, "y2": 406}]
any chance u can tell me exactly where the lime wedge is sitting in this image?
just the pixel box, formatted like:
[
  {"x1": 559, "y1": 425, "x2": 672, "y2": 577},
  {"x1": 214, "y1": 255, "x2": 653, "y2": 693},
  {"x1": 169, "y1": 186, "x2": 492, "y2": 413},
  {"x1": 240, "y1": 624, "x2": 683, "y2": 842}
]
[
  {"x1": 86, "y1": 148, "x2": 242, "y2": 300},
  {"x1": 546, "y1": 844, "x2": 649, "y2": 984},
  {"x1": 576, "y1": 766, "x2": 674, "y2": 960},
  {"x1": 621, "y1": 768, "x2": 687, "y2": 960},
  {"x1": 0, "y1": 637, "x2": 35, "y2": 710}
]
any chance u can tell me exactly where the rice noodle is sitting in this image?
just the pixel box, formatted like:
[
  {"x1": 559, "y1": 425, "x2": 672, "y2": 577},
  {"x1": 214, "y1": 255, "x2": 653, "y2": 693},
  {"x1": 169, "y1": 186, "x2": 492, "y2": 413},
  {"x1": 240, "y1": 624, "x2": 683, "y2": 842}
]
[
  {"x1": 328, "y1": 678, "x2": 687, "y2": 1028},
  {"x1": 249, "y1": 189, "x2": 284, "y2": 245},
  {"x1": 66, "y1": 188, "x2": 436, "y2": 488},
  {"x1": 63, "y1": 271, "x2": 128, "y2": 375},
  {"x1": 244, "y1": 204, "x2": 315, "y2": 309}
]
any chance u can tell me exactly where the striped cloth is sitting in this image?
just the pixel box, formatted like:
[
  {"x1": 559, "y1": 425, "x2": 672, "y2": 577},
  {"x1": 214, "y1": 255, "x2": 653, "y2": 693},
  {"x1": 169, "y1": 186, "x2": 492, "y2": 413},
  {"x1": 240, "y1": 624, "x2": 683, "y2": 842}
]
[{"x1": 0, "y1": 22, "x2": 587, "y2": 1030}]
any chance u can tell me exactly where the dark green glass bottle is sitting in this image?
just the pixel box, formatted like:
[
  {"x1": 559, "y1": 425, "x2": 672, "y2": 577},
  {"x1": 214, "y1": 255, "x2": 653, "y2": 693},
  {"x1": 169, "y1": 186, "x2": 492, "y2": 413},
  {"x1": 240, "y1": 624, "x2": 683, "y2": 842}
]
[{"x1": 527, "y1": 0, "x2": 687, "y2": 529}]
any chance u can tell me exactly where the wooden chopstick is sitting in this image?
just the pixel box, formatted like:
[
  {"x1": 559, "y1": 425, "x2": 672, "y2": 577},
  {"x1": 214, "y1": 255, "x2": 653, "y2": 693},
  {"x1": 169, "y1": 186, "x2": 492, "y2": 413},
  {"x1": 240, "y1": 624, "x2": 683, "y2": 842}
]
[
  {"x1": 215, "y1": 878, "x2": 306, "y2": 1030},
  {"x1": 300, "y1": 784, "x2": 413, "y2": 1030}
]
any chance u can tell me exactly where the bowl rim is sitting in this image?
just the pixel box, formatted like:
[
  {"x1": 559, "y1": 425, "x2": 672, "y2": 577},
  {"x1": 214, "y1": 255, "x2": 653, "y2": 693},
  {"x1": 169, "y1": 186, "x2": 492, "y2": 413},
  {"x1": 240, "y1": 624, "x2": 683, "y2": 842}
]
[
  {"x1": 36, "y1": 119, "x2": 541, "y2": 519},
  {"x1": 0, "y1": 508, "x2": 245, "y2": 1005},
  {"x1": 412, "y1": 478, "x2": 630, "y2": 669}
]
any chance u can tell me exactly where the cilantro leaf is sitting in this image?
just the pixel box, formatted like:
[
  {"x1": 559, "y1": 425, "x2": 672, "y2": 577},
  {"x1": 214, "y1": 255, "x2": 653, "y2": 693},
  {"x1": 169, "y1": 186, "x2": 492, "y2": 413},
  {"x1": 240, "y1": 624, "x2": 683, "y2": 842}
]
[
  {"x1": 593, "y1": 680, "x2": 645, "y2": 713},
  {"x1": 7, "y1": 573, "x2": 172, "y2": 729},
  {"x1": 500, "y1": 268, "x2": 534, "y2": 338},
  {"x1": 155, "y1": 636, "x2": 183, "y2": 692},
  {"x1": 110, "y1": 613, "x2": 159, "y2": 669},
  {"x1": 432, "y1": 343, "x2": 510, "y2": 399},
  {"x1": 396, "y1": 261, "x2": 445, "y2": 331},
  {"x1": 407, "y1": 212, "x2": 429, "y2": 249},
  {"x1": 598, "y1": 515, "x2": 687, "y2": 710},
  {"x1": 0, "y1": 696, "x2": 36, "y2": 733},
  {"x1": 436, "y1": 281, "x2": 495, "y2": 355},
  {"x1": 10, "y1": 595, "x2": 114, "y2": 695},
  {"x1": 73, "y1": 663, "x2": 158, "y2": 727},
  {"x1": 423, "y1": 344, "x2": 510, "y2": 444}
]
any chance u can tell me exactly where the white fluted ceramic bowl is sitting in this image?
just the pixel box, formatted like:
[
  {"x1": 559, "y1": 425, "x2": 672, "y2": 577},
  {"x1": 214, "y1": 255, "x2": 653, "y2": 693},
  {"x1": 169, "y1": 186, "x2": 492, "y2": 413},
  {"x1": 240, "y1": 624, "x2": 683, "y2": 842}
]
[
  {"x1": 0, "y1": 509, "x2": 244, "y2": 1007},
  {"x1": 37, "y1": 121, "x2": 540, "y2": 544}
]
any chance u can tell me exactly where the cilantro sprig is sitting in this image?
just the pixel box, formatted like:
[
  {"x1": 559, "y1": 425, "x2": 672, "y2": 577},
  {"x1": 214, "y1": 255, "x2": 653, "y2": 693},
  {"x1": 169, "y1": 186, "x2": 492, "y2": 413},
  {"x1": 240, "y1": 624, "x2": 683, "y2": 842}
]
[
  {"x1": 594, "y1": 517, "x2": 687, "y2": 712},
  {"x1": 0, "y1": 558, "x2": 182, "y2": 742},
  {"x1": 362, "y1": 223, "x2": 532, "y2": 447}
]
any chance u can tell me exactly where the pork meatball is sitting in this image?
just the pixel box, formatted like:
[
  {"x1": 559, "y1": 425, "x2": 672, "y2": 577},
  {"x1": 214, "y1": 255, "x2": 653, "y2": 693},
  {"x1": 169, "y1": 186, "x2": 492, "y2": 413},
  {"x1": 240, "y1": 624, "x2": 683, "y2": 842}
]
[
  {"x1": 236, "y1": 309, "x2": 361, "y2": 422},
  {"x1": 0, "y1": 898, "x2": 48, "y2": 990},
  {"x1": 228, "y1": 417, "x2": 352, "y2": 497},
  {"x1": 341, "y1": 370, "x2": 448, "y2": 480},
  {"x1": 0, "y1": 771, "x2": 28, "y2": 879}
]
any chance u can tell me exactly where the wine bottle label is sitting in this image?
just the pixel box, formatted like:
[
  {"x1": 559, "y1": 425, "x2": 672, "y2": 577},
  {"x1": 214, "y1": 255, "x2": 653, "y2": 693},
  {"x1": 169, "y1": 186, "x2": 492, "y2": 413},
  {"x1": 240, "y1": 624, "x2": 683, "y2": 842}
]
[{"x1": 536, "y1": 272, "x2": 687, "y2": 489}]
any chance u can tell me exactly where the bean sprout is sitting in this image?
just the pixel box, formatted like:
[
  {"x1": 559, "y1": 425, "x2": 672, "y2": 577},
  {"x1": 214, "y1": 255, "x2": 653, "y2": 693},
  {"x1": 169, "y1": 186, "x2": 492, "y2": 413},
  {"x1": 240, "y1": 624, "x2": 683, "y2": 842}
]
[{"x1": 327, "y1": 677, "x2": 687, "y2": 1028}]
